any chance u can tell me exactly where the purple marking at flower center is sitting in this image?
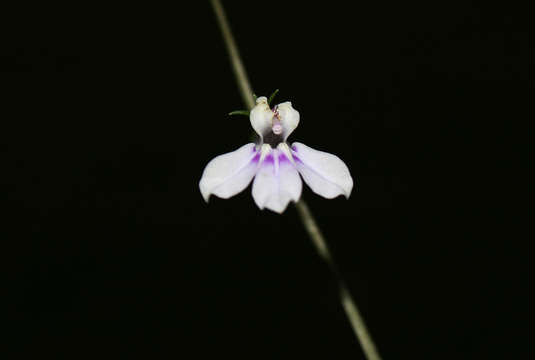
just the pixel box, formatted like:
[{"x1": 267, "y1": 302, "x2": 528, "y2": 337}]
[
  {"x1": 289, "y1": 150, "x2": 303, "y2": 164},
  {"x1": 278, "y1": 151, "x2": 290, "y2": 163},
  {"x1": 264, "y1": 154, "x2": 275, "y2": 164},
  {"x1": 250, "y1": 151, "x2": 261, "y2": 164}
]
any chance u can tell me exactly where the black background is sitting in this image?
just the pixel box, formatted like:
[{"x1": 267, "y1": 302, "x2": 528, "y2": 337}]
[{"x1": 3, "y1": 1, "x2": 530, "y2": 359}]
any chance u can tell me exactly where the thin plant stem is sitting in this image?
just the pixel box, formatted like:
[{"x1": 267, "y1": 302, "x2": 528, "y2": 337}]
[
  {"x1": 294, "y1": 201, "x2": 382, "y2": 360},
  {"x1": 210, "y1": 0, "x2": 255, "y2": 111},
  {"x1": 209, "y1": 1, "x2": 383, "y2": 359}
]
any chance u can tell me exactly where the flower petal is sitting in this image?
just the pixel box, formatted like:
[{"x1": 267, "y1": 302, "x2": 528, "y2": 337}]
[
  {"x1": 250, "y1": 96, "x2": 272, "y2": 140},
  {"x1": 291, "y1": 142, "x2": 353, "y2": 199},
  {"x1": 252, "y1": 147, "x2": 302, "y2": 213},
  {"x1": 199, "y1": 143, "x2": 258, "y2": 202},
  {"x1": 276, "y1": 101, "x2": 299, "y2": 141}
]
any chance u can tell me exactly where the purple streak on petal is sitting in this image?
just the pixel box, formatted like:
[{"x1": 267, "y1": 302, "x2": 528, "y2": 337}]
[
  {"x1": 278, "y1": 151, "x2": 291, "y2": 164},
  {"x1": 290, "y1": 153, "x2": 302, "y2": 163},
  {"x1": 250, "y1": 151, "x2": 261, "y2": 164},
  {"x1": 263, "y1": 153, "x2": 275, "y2": 164}
]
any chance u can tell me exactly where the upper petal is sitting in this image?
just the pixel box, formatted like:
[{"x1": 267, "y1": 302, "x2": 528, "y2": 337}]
[
  {"x1": 276, "y1": 101, "x2": 299, "y2": 141},
  {"x1": 291, "y1": 142, "x2": 353, "y2": 199},
  {"x1": 252, "y1": 146, "x2": 302, "y2": 213},
  {"x1": 199, "y1": 143, "x2": 258, "y2": 202},
  {"x1": 250, "y1": 96, "x2": 272, "y2": 140}
]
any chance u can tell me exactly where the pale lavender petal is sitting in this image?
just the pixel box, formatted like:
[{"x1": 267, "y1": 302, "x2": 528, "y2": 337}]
[
  {"x1": 252, "y1": 148, "x2": 302, "y2": 213},
  {"x1": 291, "y1": 142, "x2": 353, "y2": 199},
  {"x1": 199, "y1": 143, "x2": 258, "y2": 202}
]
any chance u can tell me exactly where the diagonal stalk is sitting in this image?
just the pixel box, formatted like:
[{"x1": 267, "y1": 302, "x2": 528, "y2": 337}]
[{"x1": 209, "y1": 1, "x2": 382, "y2": 359}]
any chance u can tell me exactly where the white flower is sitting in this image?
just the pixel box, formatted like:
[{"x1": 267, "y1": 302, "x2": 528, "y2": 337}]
[{"x1": 199, "y1": 96, "x2": 353, "y2": 213}]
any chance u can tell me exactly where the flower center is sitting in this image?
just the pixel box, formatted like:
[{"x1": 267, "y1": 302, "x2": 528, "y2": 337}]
[
  {"x1": 260, "y1": 106, "x2": 284, "y2": 147},
  {"x1": 271, "y1": 106, "x2": 283, "y2": 135}
]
